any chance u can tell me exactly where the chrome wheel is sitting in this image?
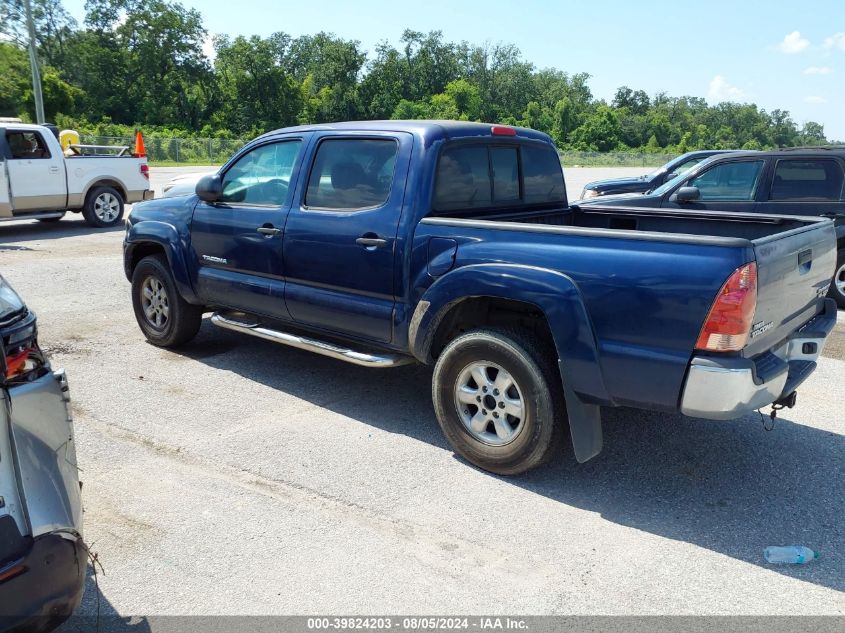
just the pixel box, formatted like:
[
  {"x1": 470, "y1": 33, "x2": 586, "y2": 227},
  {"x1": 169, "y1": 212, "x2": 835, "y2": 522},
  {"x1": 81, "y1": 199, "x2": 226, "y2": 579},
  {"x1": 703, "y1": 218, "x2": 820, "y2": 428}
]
[
  {"x1": 94, "y1": 192, "x2": 120, "y2": 222},
  {"x1": 835, "y1": 262, "x2": 845, "y2": 298},
  {"x1": 141, "y1": 276, "x2": 169, "y2": 330},
  {"x1": 454, "y1": 361, "x2": 526, "y2": 446}
]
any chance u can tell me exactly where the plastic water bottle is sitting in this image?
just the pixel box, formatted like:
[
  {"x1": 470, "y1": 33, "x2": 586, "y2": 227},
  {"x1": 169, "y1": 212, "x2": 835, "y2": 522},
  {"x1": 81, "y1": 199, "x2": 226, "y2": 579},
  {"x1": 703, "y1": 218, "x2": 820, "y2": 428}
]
[{"x1": 764, "y1": 546, "x2": 819, "y2": 564}]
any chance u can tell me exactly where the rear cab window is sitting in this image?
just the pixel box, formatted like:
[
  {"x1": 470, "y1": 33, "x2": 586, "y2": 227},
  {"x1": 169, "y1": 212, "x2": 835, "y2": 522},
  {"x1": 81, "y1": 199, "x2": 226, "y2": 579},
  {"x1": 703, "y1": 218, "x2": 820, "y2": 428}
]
[
  {"x1": 769, "y1": 158, "x2": 845, "y2": 201},
  {"x1": 433, "y1": 141, "x2": 565, "y2": 214}
]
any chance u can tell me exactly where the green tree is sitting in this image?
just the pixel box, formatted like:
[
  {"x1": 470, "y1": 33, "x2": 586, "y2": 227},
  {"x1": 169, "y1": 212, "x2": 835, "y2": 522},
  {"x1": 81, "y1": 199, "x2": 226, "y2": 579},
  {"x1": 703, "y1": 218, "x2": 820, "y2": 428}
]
[
  {"x1": 213, "y1": 34, "x2": 302, "y2": 134},
  {"x1": 444, "y1": 79, "x2": 481, "y2": 120},
  {"x1": 571, "y1": 105, "x2": 620, "y2": 151}
]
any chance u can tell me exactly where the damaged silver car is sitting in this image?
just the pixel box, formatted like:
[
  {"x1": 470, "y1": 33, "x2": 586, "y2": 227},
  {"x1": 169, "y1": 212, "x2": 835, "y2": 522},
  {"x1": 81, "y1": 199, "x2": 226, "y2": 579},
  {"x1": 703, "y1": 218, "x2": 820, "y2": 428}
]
[{"x1": 0, "y1": 275, "x2": 85, "y2": 632}]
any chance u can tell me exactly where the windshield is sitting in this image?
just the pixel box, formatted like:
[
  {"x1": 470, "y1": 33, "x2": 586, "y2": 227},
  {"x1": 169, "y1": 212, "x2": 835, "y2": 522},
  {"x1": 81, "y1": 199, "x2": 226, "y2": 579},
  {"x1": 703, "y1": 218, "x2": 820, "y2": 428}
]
[{"x1": 650, "y1": 156, "x2": 721, "y2": 196}]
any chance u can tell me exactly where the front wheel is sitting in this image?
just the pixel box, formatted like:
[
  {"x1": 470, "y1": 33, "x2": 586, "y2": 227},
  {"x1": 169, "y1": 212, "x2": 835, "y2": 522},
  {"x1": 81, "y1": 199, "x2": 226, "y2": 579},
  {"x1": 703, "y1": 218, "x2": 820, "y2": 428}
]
[
  {"x1": 432, "y1": 328, "x2": 566, "y2": 475},
  {"x1": 131, "y1": 255, "x2": 203, "y2": 347},
  {"x1": 829, "y1": 250, "x2": 845, "y2": 310},
  {"x1": 82, "y1": 186, "x2": 124, "y2": 227}
]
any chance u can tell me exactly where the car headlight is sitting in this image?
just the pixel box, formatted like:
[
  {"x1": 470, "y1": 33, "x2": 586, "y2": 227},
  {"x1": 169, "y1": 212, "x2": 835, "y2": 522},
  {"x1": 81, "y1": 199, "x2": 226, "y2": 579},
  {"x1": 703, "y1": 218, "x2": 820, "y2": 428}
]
[{"x1": 581, "y1": 189, "x2": 599, "y2": 199}]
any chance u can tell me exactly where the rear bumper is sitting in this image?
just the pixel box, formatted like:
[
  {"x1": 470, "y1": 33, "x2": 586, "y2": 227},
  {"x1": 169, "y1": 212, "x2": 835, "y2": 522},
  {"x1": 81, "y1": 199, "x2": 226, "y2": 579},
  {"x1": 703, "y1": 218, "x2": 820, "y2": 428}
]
[
  {"x1": 680, "y1": 298, "x2": 837, "y2": 420},
  {"x1": 0, "y1": 533, "x2": 86, "y2": 632},
  {"x1": 126, "y1": 189, "x2": 154, "y2": 203}
]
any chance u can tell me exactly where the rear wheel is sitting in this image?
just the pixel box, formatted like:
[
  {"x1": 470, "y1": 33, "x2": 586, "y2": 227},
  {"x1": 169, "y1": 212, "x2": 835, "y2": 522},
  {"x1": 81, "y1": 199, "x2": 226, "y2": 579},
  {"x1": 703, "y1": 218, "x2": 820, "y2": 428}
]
[
  {"x1": 131, "y1": 255, "x2": 203, "y2": 347},
  {"x1": 82, "y1": 186, "x2": 124, "y2": 227},
  {"x1": 830, "y1": 250, "x2": 845, "y2": 310},
  {"x1": 431, "y1": 328, "x2": 566, "y2": 475}
]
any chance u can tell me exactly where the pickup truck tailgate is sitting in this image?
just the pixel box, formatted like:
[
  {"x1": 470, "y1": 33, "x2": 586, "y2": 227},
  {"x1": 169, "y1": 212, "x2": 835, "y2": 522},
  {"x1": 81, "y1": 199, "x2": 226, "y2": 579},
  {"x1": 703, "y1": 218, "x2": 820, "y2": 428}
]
[{"x1": 745, "y1": 218, "x2": 837, "y2": 357}]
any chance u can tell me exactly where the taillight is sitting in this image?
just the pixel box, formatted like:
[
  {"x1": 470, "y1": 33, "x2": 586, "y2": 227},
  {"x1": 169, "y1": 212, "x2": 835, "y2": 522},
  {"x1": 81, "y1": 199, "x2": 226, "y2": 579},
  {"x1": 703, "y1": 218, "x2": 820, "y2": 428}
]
[
  {"x1": 5, "y1": 346, "x2": 33, "y2": 379},
  {"x1": 140, "y1": 163, "x2": 149, "y2": 180},
  {"x1": 696, "y1": 262, "x2": 757, "y2": 352}
]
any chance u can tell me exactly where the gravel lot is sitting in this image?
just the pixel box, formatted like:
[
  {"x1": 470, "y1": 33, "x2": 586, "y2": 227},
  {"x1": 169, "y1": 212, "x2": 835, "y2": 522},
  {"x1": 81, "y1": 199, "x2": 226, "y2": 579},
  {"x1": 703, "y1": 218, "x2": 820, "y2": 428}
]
[{"x1": 0, "y1": 167, "x2": 843, "y2": 621}]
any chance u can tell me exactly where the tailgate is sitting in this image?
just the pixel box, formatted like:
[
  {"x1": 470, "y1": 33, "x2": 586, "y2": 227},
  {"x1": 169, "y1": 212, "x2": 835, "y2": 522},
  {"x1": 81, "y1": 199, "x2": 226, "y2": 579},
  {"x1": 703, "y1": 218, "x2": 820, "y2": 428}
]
[{"x1": 745, "y1": 218, "x2": 837, "y2": 357}]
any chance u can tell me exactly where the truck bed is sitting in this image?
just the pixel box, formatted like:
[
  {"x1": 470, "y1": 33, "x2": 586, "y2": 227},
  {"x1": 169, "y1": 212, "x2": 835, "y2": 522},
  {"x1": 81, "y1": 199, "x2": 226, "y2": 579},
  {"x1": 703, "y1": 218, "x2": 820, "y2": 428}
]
[
  {"x1": 419, "y1": 204, "x2": 836, "y2": 409},
  {"x1": 448, "y1": 204, "x2": 820, "y2": 241}
]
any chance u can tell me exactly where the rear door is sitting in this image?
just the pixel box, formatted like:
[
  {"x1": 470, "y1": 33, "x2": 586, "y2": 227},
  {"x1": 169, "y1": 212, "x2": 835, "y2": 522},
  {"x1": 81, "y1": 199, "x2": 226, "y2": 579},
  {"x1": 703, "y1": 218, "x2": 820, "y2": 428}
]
[
  {"x1": 283, "y1": 132, "x2": 412, "y2": 343},
  {"x1": 756, "y1": 156, "x2": 845, "y2": 222},
  {"x1": 4, "y1": 128, "x2": 66, "y2": 211},
  {"x1": 662, "y1": 157, "x2": 769, "y2": 213},
  {"x1": 190, "y1": 136, "x2": 308, "y2": 320}
]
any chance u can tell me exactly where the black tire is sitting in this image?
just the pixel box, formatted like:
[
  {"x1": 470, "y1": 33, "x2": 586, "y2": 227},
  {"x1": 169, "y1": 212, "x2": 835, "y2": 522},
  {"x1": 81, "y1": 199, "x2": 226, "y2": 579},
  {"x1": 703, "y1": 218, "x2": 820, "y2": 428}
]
[
  {"x1": 38, "y1": 213, "x2": 65, "y2": 223},
  {"x1": 131, "y1": 255, "x2": 203, "y2": 347},
  {"x1": 829, "y1": 249, "x2": 845, "y2": 310},
  {"x1": 82, "y1": 186, "x2": 124, "y2": 227},
  {"x1": 432, "y1": 328, "x2": 566, "y2": 475}
]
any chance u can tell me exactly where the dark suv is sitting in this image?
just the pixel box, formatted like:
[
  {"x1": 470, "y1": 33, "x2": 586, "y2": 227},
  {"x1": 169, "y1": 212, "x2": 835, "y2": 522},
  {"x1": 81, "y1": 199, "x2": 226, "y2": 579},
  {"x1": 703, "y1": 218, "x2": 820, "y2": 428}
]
[{"x1": 580, "y1": 148, "x2": 845, "y2": 308}]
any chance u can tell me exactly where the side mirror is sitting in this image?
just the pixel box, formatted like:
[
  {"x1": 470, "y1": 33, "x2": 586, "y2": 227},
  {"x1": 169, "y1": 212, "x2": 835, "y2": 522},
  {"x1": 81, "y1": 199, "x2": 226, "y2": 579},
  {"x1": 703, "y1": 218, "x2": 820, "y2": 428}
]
[
  {"x1": 196, "y1": 175, "x2": 223, "y2": 203},
  {"x1": 674, "y1": 186, "x2": 700, "y2": 203},
  {"x1": 664, "y1": 172, "x2": 677, "y2": 182}
]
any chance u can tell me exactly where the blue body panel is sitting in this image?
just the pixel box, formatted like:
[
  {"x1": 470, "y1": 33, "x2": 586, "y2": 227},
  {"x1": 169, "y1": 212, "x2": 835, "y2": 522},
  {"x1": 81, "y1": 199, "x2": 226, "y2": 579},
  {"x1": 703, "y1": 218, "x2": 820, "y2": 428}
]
[{"x1": 123, "y1": 121, "x2": 763, "y2": 416}]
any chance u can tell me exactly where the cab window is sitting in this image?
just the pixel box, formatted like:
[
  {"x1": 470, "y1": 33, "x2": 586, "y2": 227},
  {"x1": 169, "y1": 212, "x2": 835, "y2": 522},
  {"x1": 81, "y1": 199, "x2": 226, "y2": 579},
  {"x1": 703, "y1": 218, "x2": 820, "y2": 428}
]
[
  {"x1": 769, "y1": 159, "x2": 845, "y2": 201},
  {"x1": 6, "y1": 131, "x2": 51, "y2": 159},
  {"x1": 305, "y1": 138, "x2": 398, "y2": 211},
  {"x1": 686, "y1": 160, "x2": 765, "y2": 201},
  {"x1": 220, "y1": 140, "x2": 302, "y2": 206}
]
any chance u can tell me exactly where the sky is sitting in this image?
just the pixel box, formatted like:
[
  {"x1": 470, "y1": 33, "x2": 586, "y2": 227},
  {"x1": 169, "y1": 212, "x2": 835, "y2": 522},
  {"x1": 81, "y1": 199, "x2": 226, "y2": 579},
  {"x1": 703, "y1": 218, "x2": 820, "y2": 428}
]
[{"x1": 62, "y1": 0, "x2": 845, "y2": 140}]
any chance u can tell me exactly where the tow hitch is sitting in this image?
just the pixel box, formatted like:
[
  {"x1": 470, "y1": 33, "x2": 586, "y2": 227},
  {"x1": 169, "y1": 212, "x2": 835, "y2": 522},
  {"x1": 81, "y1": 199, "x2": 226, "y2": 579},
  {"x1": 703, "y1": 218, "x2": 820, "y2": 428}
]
[
  {"x1": 772, "y1": 391, "x2": 798, "y2": 410},
  {"x1": 761, "y1": 391, "x2": 798, "y2": 430}
]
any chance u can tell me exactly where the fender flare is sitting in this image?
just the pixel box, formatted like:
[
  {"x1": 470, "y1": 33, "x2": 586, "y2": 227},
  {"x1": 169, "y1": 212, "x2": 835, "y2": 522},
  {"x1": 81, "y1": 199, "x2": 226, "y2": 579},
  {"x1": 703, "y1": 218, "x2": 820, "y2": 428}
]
[
  {"x1": 124, "y1": 221, "x2": 199, "y2": 303},
  {"x1": 410, "y1": 264, "x2": 610, "y2": 462},
  {"x1": 81, "y1": 176, "x2": 131, "y2": 204}
]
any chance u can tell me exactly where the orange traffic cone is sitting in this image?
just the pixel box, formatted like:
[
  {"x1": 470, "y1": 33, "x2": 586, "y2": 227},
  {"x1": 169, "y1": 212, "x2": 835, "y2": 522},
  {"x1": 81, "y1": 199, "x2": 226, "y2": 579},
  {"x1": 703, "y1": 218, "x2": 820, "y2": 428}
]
[{"x1": 133, "y1": 130, "x2": 146, "y2": 157}]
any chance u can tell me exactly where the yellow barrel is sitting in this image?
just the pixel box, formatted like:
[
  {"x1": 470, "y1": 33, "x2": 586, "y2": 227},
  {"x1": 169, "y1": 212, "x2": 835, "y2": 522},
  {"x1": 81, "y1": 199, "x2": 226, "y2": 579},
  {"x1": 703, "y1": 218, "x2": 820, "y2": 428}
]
[{"x1": 59, "y1": 129, "x2": 80, "y2": 151}]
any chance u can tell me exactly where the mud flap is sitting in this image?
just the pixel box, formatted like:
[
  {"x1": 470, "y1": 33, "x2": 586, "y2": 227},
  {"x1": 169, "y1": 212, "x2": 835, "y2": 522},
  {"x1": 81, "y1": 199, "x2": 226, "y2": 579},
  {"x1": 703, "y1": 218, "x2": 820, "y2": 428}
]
[{"x1": 563, "y1": 382, "x2": 603, "y2": 463}]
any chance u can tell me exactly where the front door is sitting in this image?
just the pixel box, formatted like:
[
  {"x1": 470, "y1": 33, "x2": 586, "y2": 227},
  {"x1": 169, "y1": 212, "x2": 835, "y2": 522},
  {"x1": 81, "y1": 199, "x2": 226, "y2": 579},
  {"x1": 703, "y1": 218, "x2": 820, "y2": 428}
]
[
  {"x1": 190, "y1": 136, "x2": 307, "y2": 320},
  {"x1": 662, "y1": 157, "x2": 768, "y2": 213},
  {"x1": 283, "y1": 133, "x2": 412, "y2": 343},
  {"x1": 4, "y1": 129, "x2": 66, "y2": 211}
]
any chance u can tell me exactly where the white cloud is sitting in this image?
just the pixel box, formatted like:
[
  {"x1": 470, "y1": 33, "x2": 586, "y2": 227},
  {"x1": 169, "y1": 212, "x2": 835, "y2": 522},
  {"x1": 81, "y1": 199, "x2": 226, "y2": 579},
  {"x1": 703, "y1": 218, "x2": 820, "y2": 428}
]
[
  {"x1": 804, "y1": 95, "x2": 827, "y2": 104},
  {"x1": 823, "y1": 33, "x2": 845, "y2": 51},
  {"x1": 708, "y1": 75, "x2": 746, "y2": 102},
  {"x1": 777, "y1": 31, "x2": 810, "y2": 54},
  {"x1": 803, "y1": 66, "x2": 833, "y2": 74}
]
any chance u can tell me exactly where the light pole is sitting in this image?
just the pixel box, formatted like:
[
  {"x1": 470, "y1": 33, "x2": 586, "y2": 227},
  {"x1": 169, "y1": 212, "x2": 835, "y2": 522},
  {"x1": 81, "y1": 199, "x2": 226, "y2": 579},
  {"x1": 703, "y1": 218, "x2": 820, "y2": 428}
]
[{"x1": 23, "y1": 0, "x2": 45, "y2": 124}]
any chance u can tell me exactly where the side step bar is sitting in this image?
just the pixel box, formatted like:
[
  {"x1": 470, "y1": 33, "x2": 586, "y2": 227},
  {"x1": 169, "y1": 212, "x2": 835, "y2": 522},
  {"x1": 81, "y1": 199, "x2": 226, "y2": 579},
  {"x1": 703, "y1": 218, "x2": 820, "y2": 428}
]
[
  {"x1": 210, "y1": 312, "x2": 413, "y2": 368},
  {"x1": 1, "y1": 212, "x2": 65, "y2": 223}
]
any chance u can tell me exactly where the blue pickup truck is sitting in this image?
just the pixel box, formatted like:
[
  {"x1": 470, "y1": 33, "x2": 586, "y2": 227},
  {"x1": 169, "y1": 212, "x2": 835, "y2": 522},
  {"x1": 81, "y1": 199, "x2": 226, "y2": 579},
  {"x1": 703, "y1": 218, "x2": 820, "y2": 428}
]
[{"x1": 124, "y1": 121, "x2": 837, "y2": 475}]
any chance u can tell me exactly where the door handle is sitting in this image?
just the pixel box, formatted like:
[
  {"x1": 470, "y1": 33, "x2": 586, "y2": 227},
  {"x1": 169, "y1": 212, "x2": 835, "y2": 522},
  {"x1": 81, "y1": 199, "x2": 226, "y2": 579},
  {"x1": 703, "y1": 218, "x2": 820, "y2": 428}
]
[
  {"x1": 356, "y1": 236, "x2": 388, "y2": 248},
  {"x1": 256, "y1": 226, "x2": 282, "y2": 236},
  {"x1": 49, "y1": 166, "x2": 59, "y2": 173}
]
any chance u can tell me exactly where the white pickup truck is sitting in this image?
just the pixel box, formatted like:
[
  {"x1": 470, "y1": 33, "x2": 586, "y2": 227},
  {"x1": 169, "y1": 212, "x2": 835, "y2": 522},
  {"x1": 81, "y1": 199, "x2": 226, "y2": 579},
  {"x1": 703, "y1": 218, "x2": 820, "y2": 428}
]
[{"x1": 0, "y1": 122, "x2": 153, "y2": 227}]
